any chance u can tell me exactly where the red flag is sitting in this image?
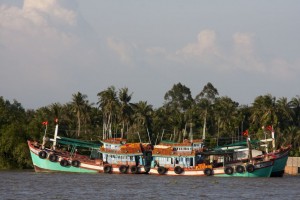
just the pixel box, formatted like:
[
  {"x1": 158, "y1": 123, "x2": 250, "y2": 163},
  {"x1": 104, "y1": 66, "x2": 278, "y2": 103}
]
[
  {"x1": 42, "y1": 121, "x2": 48, "y2": 125},
  {"x1": 55, "y1": 118, "x2": 58, "y2": 123},
  {"x1": 242, "y1": 130, "x2": 249, "y2": 137},
  {"x1": 266, "y1": 125, "x2": 273, "y2": 132}
]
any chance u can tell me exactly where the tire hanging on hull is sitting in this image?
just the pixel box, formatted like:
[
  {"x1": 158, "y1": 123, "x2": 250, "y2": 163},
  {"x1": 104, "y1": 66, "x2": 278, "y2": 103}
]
[
  {"x1": 130, "y1": 166, "x2": 139, "y2": 174},
  {"x1": 204, "y1": 168, "x2": 212, "y2": 176},
  {"x1": 104, "y1": 165, "x2": 112, "y2": 173},
  {"x1": 38, "y1": 151, "x2": 47, "y2": 159},
  {"x1": 60, "y1": 159, "x2": 69, "y2": 167},
  {"x1": 119, "y1": 165, "x2": 128, "y2": 174},
  {"x1": 246, "y1": 164, "x2": 255, "y2": 173},
  {"x1": 174, "y1": 166, "x2": 183, "y2": 174}
]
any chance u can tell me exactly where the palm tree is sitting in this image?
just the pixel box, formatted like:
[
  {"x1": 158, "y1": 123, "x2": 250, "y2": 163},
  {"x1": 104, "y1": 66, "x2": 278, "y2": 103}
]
[
  {"x1": 250, "y1": 94, "x2": 278, "y2": 132},
  {"x1": 276, "y1": 97, "x2": 293, "y2": 130},
  {"x1": 195, "y1": 82, "x2": 219, "y2": 140},
  {"x1": 289, "y1": 95, "x2": 300, "y2": 127},
  {"x1": 132, "y1": 101, "x2": 153, "y2": 142},
  {"x1": 49, "y1": 103, "x2": 63, "y2": 119},
  {"x1": 118, "y1": 87, "x2": 133, "y2": 138},
  {"x1": 214, "y1": 97, "x2": 239, "y2": 142},
  {"x1": 97, "y1": 86, "x2": 119, "y2": 139},
  {"x1": 71, "y1": 92, "x2": 88, "y2": 137}
]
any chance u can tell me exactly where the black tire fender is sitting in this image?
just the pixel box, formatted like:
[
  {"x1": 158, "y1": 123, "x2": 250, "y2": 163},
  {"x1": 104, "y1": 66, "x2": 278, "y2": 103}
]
[
  {"x1": 104, "y1": 165, "x2": 112, "y2": 173},
  {"x1": 119, "y1": 165, "x2": 128, "y2": 174},
  {"x1": 71, "y1": 160, "x2": 80, "y2": 167},
  {"x1": 38, "y1": 151, "x2": 47, "y2": 159},
  {"x1": 174, "y1": 166, "x2": 183, "y2": 174},
  {"x1": 204, "y1": 168, "x2": 212, "y2": 176},
  {"x1": 60, "y1": 159, "x2": 69, "y2": 167},
  {"x1": 157, "y1": 166, "x2": 166, "y2": 175},
  {"x1": 236, "y1": 165, "x2": 245, "y2": 173},
  {"x1": 246, "y1": 164, "x2": 255, "y2": 173},
  {"x1": 130, "y1": 165, "x2": 139, "y2": 174},
  {"x1": 224, "y1": 166, "x2": 234, "y2": 175},
  {"x1": 48, "y1": 154, "x2": 58, "y2": 162}
]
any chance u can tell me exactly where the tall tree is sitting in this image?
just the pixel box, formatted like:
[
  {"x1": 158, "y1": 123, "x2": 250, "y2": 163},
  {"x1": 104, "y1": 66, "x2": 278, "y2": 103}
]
[
  {"x1": 289, "y1": 95, "x2": 300, "y2": 127},
  {"x1": 132, "y1": 101, "x2": 153, "y2": 142},
  {"x1": 71, "y1": 92, "x2": 88, "y2": 137},
  {"x1": 276, "y1": 97, "x2": 293, "y2": 130},
  {"x1": 118, "y1": 87, "x2": 133, "y2": 138},
  {"x1": 195, "y1": 82, "x2": 219, "y2": 140},
  {"x1": 250, "y1": 94, "x2": 278, "y2": 131},
  {"x1": 164, "y1": 83, "x2": 193, "y2": 142},
  {"x1": 97, "y1": 86, "x2": 119, "y2": 139},
  {"x1": 214, "y1": 97, "x2": 239, "y2": 141}
]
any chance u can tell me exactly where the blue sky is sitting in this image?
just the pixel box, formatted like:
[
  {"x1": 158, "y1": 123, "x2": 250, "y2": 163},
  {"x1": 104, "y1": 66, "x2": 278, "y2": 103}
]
[{"x1": 1, "y1": 0, "x2": 299, "y2": 109}]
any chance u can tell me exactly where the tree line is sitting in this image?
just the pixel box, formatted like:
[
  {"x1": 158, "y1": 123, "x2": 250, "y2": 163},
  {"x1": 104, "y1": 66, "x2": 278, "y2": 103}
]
[{"x1": 1, "y1": 82, "x2": 300, "y2": 169}]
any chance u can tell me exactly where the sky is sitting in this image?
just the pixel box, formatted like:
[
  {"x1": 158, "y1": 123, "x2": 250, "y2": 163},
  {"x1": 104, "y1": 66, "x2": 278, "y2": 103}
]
[{"x1": 0, "y1": 0, "x2": 300, "y2": 109}]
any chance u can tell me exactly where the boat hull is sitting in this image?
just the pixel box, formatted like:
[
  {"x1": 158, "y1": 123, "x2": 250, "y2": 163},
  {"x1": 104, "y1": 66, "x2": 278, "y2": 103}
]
[
  {"x1": 28, "y1": 141, "x2": 102, "y2": 173},
  {"x1": 149, "y1": 162, "x2": 273, "y2": 177},
  {"x1": 29, "y1": 141, "x2": 148, "y2": 174},
  {"x1": 214, "y1": 166, "x2": 272, "y2": 177},
  {"x1": 270, "y1": 146, "x2": 291, "y2": 177}
]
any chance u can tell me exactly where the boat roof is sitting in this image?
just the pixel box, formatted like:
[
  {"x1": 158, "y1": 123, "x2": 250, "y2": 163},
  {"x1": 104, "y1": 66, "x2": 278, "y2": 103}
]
[
  {"x1": 214, "y1": 140, "x2": 261, "y2": 150},
  {"x1": 101, "y1": 138, "x2": 127, "y2": 145},
  {"x1": 199, "y1": 149, "x2": 235, "y2": 156},
  {"x1": 159, "y1": 139, "x2": 203, "y2": 147},
  {"x1": 57, "y1": 137, "x2": 101, "y2": 149}
]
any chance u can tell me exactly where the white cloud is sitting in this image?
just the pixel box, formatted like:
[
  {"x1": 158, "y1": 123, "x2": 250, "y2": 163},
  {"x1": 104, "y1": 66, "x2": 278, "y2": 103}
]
[
  {"x1": 232, "y1": 32, "x2": 266, "y2": 72},
  {"x1": 23, "y1": 0, "x2": 77, "y2": 26},
  {"x1": 175, "y1": 29, "x2": 221, "y2": 60},
  {"x1": 0, "y1": 0, "x2": 78, "y2": 47},
  {"x1": 107, "y1": 37, "x2": 133, "y2": 65},
  {"x1": 146, "y1": 47, "x2": 167, "y2": 55},
  {"x1": 0, "y1": 0, "x2": 101, "y2": 108},
  {"x1": 267, "y1": 58, "x2": 296, "y2": 80},
  {"x1": 142, "y1": 30, "x2": 298, "y2": 80}
]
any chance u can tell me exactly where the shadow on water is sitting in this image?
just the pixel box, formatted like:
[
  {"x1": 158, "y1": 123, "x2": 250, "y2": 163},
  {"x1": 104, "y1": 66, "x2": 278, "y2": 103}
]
[{"x1": 0, "y1": 171, "x2": 300, "y2": 200}]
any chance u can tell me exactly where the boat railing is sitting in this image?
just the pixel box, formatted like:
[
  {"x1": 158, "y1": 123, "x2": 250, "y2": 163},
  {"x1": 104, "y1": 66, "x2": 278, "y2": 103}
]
[
  {"x1": 152, "y1": 148, "x2": 195, "y2": 156},
  {"x1": 100, "y1": 147, "x2": 142, "y2": 154}
]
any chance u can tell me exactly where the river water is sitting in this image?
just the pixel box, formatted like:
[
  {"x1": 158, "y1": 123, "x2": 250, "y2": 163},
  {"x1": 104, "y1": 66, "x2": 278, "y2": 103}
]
[{"x1": 0, "y1": 170, "x2": 299, "y2": 200}]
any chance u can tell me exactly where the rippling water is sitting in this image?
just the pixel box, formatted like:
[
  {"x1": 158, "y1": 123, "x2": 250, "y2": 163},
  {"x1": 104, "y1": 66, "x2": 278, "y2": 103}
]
[{"x1": 1, "y1": 170, "x2": 300, "y2": 200}]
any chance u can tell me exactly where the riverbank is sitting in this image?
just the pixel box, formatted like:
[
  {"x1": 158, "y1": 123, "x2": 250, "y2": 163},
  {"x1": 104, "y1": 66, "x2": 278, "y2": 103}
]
[{"x1": 285, "y1": 157, "x2": 300, "y2": 175}]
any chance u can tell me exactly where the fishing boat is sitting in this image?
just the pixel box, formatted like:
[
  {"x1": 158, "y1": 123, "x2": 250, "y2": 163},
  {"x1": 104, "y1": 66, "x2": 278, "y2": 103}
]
[
  {"x1": 215, "y1": 127, "x2": 291, "y2": 177},
  {"x1": 99, "y1": 138, "x2": 152, "y2": 174},
  {"x1": 148, "y1": 139, "x2": 273, "y2": 177},
  {"x1": 28, "y1": 120, "x2": 103, "y2": 173},
  {"x1": 217, "y1": 143, "x2": 291, "y2": 177},
  {"x1": 28, "y1": 119, "x2": 153, "y2": 174}
]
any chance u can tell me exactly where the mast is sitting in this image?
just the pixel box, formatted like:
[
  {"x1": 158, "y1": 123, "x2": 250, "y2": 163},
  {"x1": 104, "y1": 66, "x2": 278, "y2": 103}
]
[
  {"x1": 41, "y1": 121, "x2": 48, "y2": 149},
  {"x1": 271, "y1": 126, "x2": 275, "y2": 152},
  {"x1": 247, "y1": 136, "x2": 253, "y2": 163},
  {"x1": 53, "y1": 118, "x2": 58, "y2": 150}
]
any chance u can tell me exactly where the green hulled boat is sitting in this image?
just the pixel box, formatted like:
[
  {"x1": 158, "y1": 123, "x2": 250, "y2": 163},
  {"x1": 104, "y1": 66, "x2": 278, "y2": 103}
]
[{"x1": 28, "y1": 121, "x2": 103, "y2": 173}]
